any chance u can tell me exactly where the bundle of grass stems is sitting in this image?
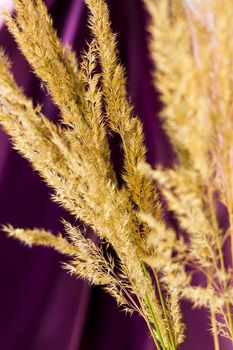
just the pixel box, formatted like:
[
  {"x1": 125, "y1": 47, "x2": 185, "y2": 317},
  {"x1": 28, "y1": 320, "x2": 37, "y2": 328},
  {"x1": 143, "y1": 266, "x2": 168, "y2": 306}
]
[{"x1": 0, "y1": 1, "x2": 233, "y2": 349}]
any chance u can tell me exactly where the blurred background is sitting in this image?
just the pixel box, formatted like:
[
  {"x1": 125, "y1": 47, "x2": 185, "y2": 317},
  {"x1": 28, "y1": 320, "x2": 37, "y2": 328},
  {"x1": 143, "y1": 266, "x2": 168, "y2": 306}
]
[{"x1": 0, "y1": 1, "x2": 225, "y2": 349}]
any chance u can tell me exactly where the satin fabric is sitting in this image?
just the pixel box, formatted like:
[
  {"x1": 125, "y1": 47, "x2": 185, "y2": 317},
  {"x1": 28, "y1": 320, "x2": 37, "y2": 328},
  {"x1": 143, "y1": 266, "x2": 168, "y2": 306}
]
[{"x1": 0, "y1": 1, "x2": 230, "y2": 349}]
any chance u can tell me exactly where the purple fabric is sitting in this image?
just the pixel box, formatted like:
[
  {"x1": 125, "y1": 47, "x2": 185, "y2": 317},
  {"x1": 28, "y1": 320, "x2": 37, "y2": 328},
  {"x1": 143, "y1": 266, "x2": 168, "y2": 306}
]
[{"x1": 0, "y1": 1, "x2": 230, "y2": 349}]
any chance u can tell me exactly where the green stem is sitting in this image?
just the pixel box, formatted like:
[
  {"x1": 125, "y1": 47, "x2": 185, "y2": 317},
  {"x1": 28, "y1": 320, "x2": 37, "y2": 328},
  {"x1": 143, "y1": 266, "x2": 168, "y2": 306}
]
[
  {"x1": 153, "y1": 269, "x2": 177, "y2": 350},
  {"x1": 141, "y1": 262, "x2": 168, "y2": 350},
  {"x1": 145, "y1": 316, "x2": 162, "y2": 350},
  {"x1": 145, "y1": 292, "x2": 167, "y2": 350}
]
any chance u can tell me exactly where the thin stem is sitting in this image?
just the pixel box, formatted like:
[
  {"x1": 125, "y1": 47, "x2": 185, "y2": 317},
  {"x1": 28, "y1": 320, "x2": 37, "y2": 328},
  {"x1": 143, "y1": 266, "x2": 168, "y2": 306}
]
[
  {"x1": 153, "y1": 269, "x2": 176, "y2": 350},
  {"x1": 144, "y1": 316, "x2": 162, "y2": 350},
  {"x1": 207, "y1": 186, "x2": 225, "y2": 270},
  {"x1": 145, "y1": 292, "x2": 167, "y2": 350},
  {"x1": 217, "y1": 123, "x2": 233, "y2": 270},
  {"x1": 111, "y1": 270, "x2": 141, "y2": 313},
  {"x1": 114, "y1": 262, "x2": 166, "y2": 349},
  {"x1": 110, "y1": 257, "x2": 166, "y2": 348},
  {"x1": 207, "y1": 184, "x2": 233, "y2": 342},
  {"x1": 208, "y1": 273, "x2": 220, "y2": 350},
  {"x1": 210, "y1": 308, "x2": 220, "y2": 350},
  {"x1": 116, "y1": 278, "x2": 161, "y2": 350},
  {"x1": 224, "y1": 200, "x2": 233, "y2": 271},
  {"x1": 141, "y1": 262, "x2": 168, "y2": 350},
  {"x1": 226, "y1": 303, "x2": 233, "y2": 341}
]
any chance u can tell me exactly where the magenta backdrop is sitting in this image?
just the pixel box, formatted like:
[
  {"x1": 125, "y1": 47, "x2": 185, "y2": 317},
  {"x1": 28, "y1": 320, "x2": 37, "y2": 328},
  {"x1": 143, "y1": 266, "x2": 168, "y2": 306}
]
[{"x1": 0, "y1": 1, "x2": 231, "y2": 349}]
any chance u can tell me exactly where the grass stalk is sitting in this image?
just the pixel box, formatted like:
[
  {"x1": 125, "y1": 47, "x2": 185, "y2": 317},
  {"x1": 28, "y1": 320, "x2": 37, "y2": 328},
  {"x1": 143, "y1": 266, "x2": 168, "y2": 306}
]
[
  {"x1": 210, "y1": 309, "x2": 220, "y2": 350},
  {"x1": 207, "y1": 185, "x2": 233, "y2": 344},
  {"x1": 153, "y1": 269, "x2": 176, "y2": 350},
  {"x1": 141, "y1": 262, "x2": 168, "y2": 350},
  {"x1": 145, "y1": 292, "x2": 168, "y2": 350}
]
